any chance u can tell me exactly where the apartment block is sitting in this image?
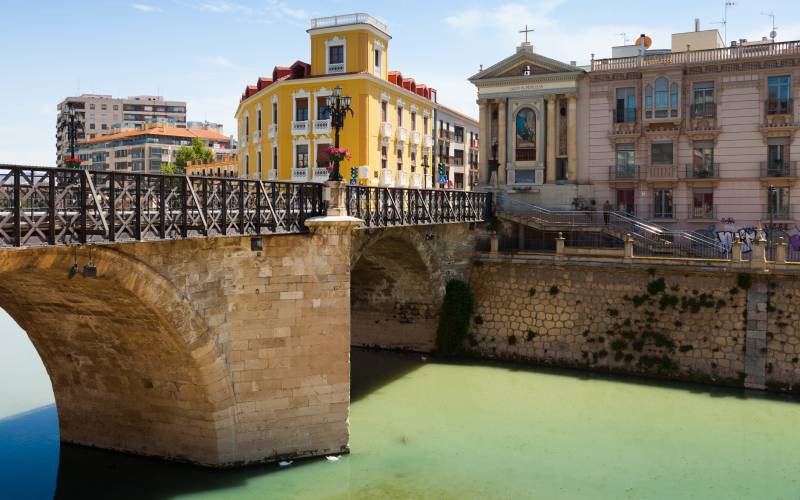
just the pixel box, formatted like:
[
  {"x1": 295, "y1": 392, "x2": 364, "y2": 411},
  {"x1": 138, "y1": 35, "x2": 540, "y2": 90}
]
[
  {"x1": 56, "y1": 94, "x2": 187, "y2": 165},
  {"x1": 434, "y1": 105, "x2": 479, "y2": 189}
]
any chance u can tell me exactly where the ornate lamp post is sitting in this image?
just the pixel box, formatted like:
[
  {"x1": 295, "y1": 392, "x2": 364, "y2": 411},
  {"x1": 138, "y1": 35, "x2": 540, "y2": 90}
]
[
  {"x1": 57, "y1": 104, "x2": 85, "y2": 168},
  {"x1": 325, "y1": 85, "x2": 353, "y2": 182}
]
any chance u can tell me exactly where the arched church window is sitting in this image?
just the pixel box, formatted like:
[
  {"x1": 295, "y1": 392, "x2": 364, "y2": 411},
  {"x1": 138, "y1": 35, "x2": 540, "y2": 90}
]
[
  {"x1": 645, "y1": 84, "x2": 653, "y2": 118},
  {"x1": 515, "y1": 108, "x2": 536, "y2": 161}
]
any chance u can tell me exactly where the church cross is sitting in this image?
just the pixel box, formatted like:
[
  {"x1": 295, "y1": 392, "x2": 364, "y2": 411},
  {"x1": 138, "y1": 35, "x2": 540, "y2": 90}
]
[{"x1": 519, "y1": 24, "x2": 534, "y2": 43}]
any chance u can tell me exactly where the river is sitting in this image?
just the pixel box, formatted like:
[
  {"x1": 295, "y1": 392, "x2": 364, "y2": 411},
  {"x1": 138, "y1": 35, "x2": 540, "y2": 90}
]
[{"x1": 2, "y1": 348, "x2": 800, "y2": 499}]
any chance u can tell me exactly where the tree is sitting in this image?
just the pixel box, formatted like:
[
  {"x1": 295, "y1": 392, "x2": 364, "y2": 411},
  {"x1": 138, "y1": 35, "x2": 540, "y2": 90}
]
[
  {"x1": 174, "y1": 138, "x2": 214, "y2": 171},
  {"x1": 160, "y1": 163, "x2": 181, "y2": 175}
]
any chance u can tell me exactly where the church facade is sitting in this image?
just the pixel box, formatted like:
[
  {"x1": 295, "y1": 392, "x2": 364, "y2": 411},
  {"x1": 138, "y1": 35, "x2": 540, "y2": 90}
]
[{"x1": 470, "y1": 41, "x2": 591, "y2": 208}]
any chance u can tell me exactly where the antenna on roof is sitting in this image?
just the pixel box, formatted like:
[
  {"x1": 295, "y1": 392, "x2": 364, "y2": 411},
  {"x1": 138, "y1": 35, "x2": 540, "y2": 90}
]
[
  {"x1": 761, "y1": 11, "x2": 778, "y2": 41},
  {"x1": 617, "y1": 32, "x2": 629, "y2": 45},
  {"x1": 712, "y1": 1, "x2": 735, "y2": 45}
]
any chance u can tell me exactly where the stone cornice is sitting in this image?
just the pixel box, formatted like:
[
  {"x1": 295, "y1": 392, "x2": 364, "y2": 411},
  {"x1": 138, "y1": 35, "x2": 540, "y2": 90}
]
[{"x1": 473, "y1": 72, "x2": 583, "y2": 88}]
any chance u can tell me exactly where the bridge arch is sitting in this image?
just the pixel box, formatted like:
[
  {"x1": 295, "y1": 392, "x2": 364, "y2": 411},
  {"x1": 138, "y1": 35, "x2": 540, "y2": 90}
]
[
  {"x1": 0, "y1": 246, "x2": 236, "y2": 465},
  {"x1": 350, "y1": 228, "x2": 445, "y2": 351}
]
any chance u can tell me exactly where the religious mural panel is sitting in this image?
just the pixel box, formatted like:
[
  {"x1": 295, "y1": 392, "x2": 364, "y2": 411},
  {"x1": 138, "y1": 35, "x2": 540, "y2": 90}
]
[{"x1": 515, "y1": 108, "x2": 536, "y2": 161}]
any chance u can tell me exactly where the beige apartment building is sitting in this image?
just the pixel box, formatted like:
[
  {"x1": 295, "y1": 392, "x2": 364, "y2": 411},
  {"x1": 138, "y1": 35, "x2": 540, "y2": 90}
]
[
  {"x1": 76, "y1": 124, "x2": 233, "y2": 172},
  {"x1": 588, "y1": 28, "x2": 800, "y2": 247},
  {"x1": 56, "y1": 94, "x2": 187, "y2": 164},
  {"x1": 435, "y1": 105, "x2": 479, "y2": 189}
]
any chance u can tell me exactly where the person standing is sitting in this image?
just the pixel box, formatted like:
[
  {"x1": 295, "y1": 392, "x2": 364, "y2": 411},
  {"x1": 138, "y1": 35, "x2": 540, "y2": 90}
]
[{"x1": 603, "y1": 200, "x2": 612, "y2": 226}]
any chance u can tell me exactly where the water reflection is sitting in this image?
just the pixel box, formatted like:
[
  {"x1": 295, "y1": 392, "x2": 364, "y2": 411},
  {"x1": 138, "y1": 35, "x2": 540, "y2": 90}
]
[{"x1": 3, "y1": 349, "x2": 800, "y2": 499}]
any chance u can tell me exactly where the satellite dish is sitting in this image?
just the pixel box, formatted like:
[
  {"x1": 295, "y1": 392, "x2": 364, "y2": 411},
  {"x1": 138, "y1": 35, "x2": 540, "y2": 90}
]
[{"x1": 635, "y1": 35, "x2": 653, "y2": 48}]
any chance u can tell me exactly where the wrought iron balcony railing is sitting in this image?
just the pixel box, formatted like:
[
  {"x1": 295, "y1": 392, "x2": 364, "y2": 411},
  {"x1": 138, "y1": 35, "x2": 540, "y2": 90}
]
[
  {"x1": 765, "y1": 98, "x2": 794, "y2": 115},
  {"x1": 763, "y1": 203, "x2": 795, "y2": 220},
  {"x1": 609, "y1": 164, "x2": 639, "y2": 180},
  {"x1": 684, "y1": 162, "x2": 719, "y2": 179},
  {"x1": 691, "y1": 102, "x2": 716, "y2": 119},
  {"x1": 760, "y1": 160, "x2": 797, "y2": 178},
  {"x1": 614, "y1": 108, "x2": 637, "y2": 124},
  {"x1": 688, "y1": 203, "x2": 716, "y2": 220}
]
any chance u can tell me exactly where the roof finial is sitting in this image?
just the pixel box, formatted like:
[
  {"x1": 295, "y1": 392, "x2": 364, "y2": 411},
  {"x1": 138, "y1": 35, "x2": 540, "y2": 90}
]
[{"x1": 519, "y1": 24, "x2": 534, "y2": 43}]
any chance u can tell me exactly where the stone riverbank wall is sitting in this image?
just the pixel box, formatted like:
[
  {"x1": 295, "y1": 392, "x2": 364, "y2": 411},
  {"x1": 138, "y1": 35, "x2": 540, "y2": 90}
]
[{"x1": 468, "y1": 254, "x2": 800, "y2": 392}]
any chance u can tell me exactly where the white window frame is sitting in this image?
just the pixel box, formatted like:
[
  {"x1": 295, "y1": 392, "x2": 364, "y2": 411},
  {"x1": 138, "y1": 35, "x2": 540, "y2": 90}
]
[
  {"x1": 373, "y1": 39, "x2": 384, "y2": 77},
  {"x1": 325, "y1": 36, "x2": 346, "y2": 74}
]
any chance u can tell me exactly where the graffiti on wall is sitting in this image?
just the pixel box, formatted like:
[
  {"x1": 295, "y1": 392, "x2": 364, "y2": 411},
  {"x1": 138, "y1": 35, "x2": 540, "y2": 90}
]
[{"x1": 707, "y1": 224, "x2": 800, "y2": 253}]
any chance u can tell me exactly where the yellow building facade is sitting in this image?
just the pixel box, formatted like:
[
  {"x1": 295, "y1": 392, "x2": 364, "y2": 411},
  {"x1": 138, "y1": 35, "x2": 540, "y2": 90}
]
[{"x1": 235, "y1": 13, "x2": 437, "y2": 187}]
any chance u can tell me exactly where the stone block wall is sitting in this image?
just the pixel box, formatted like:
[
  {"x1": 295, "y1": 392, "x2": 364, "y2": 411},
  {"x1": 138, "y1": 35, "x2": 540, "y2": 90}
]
[{"x1": 469, "y1": 258, "x2": 759, "y2": 386}]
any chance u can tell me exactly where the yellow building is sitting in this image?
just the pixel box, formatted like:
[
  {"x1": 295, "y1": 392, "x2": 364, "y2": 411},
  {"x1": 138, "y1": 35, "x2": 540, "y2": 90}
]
[
  {"x1": 234, "y1": 13, "x2": 437, "y2": 187},
  {"x1": 185, "y1": 154, "x2": 239, "y2": 178}
]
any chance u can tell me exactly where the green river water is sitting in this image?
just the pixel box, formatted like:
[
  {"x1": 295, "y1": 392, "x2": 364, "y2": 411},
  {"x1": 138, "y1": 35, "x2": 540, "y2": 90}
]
[{"x1": 55, "y1": 348, "x2": 800, "y2": 499}]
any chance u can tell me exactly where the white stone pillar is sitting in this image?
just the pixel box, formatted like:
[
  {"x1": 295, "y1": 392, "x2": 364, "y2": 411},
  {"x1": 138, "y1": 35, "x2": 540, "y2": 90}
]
[
  {"x1": 567, "y1": 93, "x2": 578, "y2": 183},
  {"x1": 546, "y1": 96, "x2": 556, "y2": 184},
  {"x1": 497, "y1": 100, "x2": 507, "y2": 186}
]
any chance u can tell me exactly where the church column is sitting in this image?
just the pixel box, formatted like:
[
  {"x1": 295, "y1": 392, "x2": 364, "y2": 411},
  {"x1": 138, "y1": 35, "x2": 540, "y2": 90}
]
[
  {"x1": 497, "y1": 99, "x2": 507, "y2": 186},
  {"x1": 567, "y1": 93, "x2": 578, "y2": 183},
  {"x1": 546, "y1": 95, "x2": 556, "y2": 184},
  {"x1": 478, "y1": 99, "x2": 490, "y2": 185}
]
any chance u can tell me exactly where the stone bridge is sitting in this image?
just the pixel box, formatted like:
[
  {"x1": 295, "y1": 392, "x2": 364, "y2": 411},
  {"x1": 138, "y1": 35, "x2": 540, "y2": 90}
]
[{"x1": 0, "y1": 165, "x2": 489, "y2": 467}]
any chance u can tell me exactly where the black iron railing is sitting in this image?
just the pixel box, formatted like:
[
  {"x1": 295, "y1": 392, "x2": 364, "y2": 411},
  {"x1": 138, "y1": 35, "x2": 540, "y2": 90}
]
[
  {"x1": 0, "y1": 165, "x2": 324, "y2": 247},
  {"x1": 345, "y1": 185, "x2": 490, "y2": 228}
]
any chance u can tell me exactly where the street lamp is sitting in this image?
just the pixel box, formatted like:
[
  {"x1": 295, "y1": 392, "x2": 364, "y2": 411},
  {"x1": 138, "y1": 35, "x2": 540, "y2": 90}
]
[
  {"x1": 325, "y1": 85, "x2": 353, "y2": 182},
  {"x1": 57, "y1": 103, "x2": 85, "y2": 167}
]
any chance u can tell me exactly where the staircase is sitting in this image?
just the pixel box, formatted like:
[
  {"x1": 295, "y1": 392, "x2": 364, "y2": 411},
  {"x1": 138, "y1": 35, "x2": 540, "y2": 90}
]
[{"x1": 496, "y1": 195, "x2": 728, "y2": 259}]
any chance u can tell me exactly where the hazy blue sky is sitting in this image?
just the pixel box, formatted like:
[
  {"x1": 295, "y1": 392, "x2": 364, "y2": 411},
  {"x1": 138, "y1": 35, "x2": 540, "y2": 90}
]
[
  {"x1": 1, "y1": 1, "x2": 799, "y2": 416},
  {"x1": 2, "y1": 0, "x2": 799, "y2": 167}
]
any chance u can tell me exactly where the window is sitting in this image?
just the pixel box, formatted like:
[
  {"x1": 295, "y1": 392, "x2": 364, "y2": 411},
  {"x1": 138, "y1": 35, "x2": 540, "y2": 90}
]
[
  {"x1": 615, "y1": 87, "x2": 636, "y2": 123},
  {"x1": 515, "y1": 108, "x2": 536, "y2": 161},
  {"x1": 272, "y1": 146, "x2": 278, "y2": 171},
  {"x1": 614, "y1": 143, "x2": 636, "y2": 179},
  {"x1": 89, "y1": 103, "x2": 95, "y2": 110},
  {"x1": 411, "y1": 151, "x2": 417, "y2": 172},
  {"x1": 295, "y1": 98, "x2": 308, "y2": 121},
  {"x1": 381, "y1": 101, "x2": 387, "y2": 122},
  {"x1": 767, "y1": 142, "x2": 788, "y2": 176},
  {"x1": 113, "y1": 104, "x2": 119, "y2": 111},
  {"x1": 101, "y1": 104, "x2": 107, "y2": 110},
  {"x1": 691, "y1": 141, "x2": 715, "y2": 177},
  {"x1": 317, "y1": 96, "x2": 330, "y2": 120},
  {"x1": 245, "y1": 116, "x2": 250, "y2": 137},
  {"x1": 272, "y1": 102, "x2": 278, "y2": 124},
  {"x1": 454, "y1": 126, "x2": 464, "y2": 143},
  {"x1": 651, "y1": 142, "x2": 673, "y2": 165},
  {"x1": 257, "y1": 151, "x2": 262, "y2": 177},
  {"x1": 257, "y1": 109, "x2": 261, "y2": 131},
  {"x1": 411, "y1": 112, "x2": 416, "y2": 131},
  {"x1": 316, "y1": 143, "x2": 330, "y2": 167},
  {"x1": 645, "y1": 85, "x2": 654, "y2": 118},
  {"x1": 296, "y1": 144, "x2": 309, "y2": 168},
  {"x1": 89, "y1": 123, "x2": 95, "y2": 129},
  {"x1": 423, "y1": 153, "x2": 429, "y2": 167},
  {"x1": 245, "y1": 155, "x2": 250, "y2": 177},
  {"x1": 329, "y1": 45, "x2": 344, "y2": 64},
  {"x1": 654, "y1": 77, "x2": 669, "y2": 118},
  {"x1": 692, "y1": 188, "x2": 714, "y2": 219},
  {"x1": 374, "y1": 49, "x2": 381, "y2": 73},
  {"x1": 397, "y1": 148, "x2": 403, "y2": 170},
  {"x1": 424, "y1": 116, "x2": 429, "y2": 134},
  {"x1": 768, "y1": 186, "x2": 790, "y2": 218},
  {"x1": 381, "y1": 146, "x2": 387, "y2": 170},
  {"x1": 767, "y1": 75, "x2": 791, "y2": 114},
  {"x1": 397, "y1": 106, "x2": 403, "y2": 127},
  {"x1": 692, "y1": 82, "x2": 715, "y2": 118},
  {"x1": 101, "y1": 124, "x2": 107, "y2": 130},
  {"x1": 114, "y1": 149, "x2": 127, "y2": 158},
  {"x1": 670, "y1": 83, "x2": 678, "y2": 117},
  {"x1": 654, "y1": 189, "x2": 673, "y2": 218}
]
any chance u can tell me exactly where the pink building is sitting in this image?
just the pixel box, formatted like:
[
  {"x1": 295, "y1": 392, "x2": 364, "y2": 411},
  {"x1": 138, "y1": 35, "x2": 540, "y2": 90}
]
[{"x1": 587, "y1": 30, "x2": 800, "y2": 250}]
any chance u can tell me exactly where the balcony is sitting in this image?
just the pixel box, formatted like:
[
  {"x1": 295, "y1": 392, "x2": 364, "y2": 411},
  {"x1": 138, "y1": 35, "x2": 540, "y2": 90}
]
[
  {"x1": 253, "y1": 130, "x2": 262, "y2": 142},
  {"x1": 396, "y1": 127, "x2": 408, "y2": 143},
  {"x1": 424, "y1": 135, "x2": 434, "y2": 149},
  {"x1": 411, "y1": 131, "x2": 421, "y2": 145},
  {"x1": 292, "y1": 167, "x2": 308, "y2": 181},
  {"x1": 684, "y1": 163, "x2": 719, "y2": 180},
  {"x1": 240, "y1": 135, "x2": 248, "y2": 147},
  {"x1": 453, "y1": 135, "x2": 465, "y2": 145},
  {"x1": 379, "y1": 121, "x2": 393, "y2": 139},
  {"x1": 592, "y1": 39, "x2": 800, "y2": 71},
  {"x1": 646, "y1": 164, "x2": 678, "y2": 181},
  {"x1": 397, "y1": 171, "x2": 409, "y2": 187},
  {"x1": 691, "y1": 102, "x2": 716, "y2": 119},
  {"x1": 268, "y1": 123, "x2": 278, "y2": 139},
  {"x1": 470, "y1": 138, "x2": 479, "y2": 148},
  {"x1": 614, "y1": 108, "x2": 637, "y2": 124},
  {"x1": 766, "y1": 98, "x2": 794, "y2": 116},
  {"x1": 313, "y1": 118, "x2": 331, "y2": 135},
  {"x1": 292, "y1": 120, "x2": 309, "y2": 136},
  {"x1": 763, "y1": 203, "x2": 795, "y2": 220},
  {"x1": 327, "y1": 62, "x2": 345, "y2": 74},
  {"x1": 267, "y1": 169, "x2": 277, "y2": 180},
  {"x1": 760, "y1": 161, "x2": 798, "y2": 178},
  {"x1": 439, "y1": 129, "x2": 454, "y2": 140},
  {"x1": 688, "y1": 204, "x2": 716, "y2": 220},
  {"x1": 411, "y1": 172, "x2": 422, "y2": 188},
  {"x1": 380, "y1": 168, "x2": 394, "y2": 186},
  {"x1": 609, "y1": 164, "x2": 640, "y2": 181},
  {"x1": 313, "y1": 167, "x2": 329, "y2": 181}
]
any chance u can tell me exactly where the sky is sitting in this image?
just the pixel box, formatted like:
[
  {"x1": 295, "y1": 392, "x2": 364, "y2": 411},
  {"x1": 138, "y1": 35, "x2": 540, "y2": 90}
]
[
  {"x1": 0, "y1": 0, "x2": 799, "y2": 416},
  {"x1": 2, "y1": 0, "x2": 800, "y2": 168}
]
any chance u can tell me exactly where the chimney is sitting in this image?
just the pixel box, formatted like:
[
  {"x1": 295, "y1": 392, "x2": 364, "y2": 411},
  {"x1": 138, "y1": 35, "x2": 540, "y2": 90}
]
[{"x1": 695, "y1": 18, "x2": 700, "y2": 32}]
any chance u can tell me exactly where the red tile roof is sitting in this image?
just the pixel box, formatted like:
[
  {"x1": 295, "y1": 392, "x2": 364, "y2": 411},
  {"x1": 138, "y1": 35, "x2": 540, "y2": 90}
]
[{"x1": 81, "y1": 126, "x2": 231, "y2": 145}]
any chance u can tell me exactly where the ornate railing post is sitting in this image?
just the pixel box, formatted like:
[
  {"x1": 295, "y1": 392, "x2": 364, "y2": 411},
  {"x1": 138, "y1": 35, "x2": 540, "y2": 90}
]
[
  {"x1": 776, "y1": 236, "x2": 788, "y2": 264},
  {"x1": 325, "y1": 180, "x2": 347, "y2": 216}
]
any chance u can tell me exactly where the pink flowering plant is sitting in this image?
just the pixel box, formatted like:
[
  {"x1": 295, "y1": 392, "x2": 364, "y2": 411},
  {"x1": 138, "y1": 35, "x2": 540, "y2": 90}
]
[{"x1": 325, "y1": 147, "x2": 351, "y2": 170}]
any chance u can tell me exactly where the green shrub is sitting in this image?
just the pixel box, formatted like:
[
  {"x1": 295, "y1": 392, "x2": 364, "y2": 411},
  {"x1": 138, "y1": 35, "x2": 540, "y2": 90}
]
[
  {"x1": 473, "y1": 315, "x2": 484, "y2": 325},
  {"x1": 737, "y1": 273, "x2": 752, "y2": 290},
  {"x1": 647, "y1": 278, "x2": 666, "y2": 295},
  {"x1": 549, "y1": 285, "x2": 559, "y2": 296},
  {"x1": 435, "y1": 279, "x2": 475, "y2": 354},
  {"x1": 525, "y1": 329, "x2": 537, "y2": 341},
  {"x1": 507, "y1": 335, "x2": 517, "y2": 345}
]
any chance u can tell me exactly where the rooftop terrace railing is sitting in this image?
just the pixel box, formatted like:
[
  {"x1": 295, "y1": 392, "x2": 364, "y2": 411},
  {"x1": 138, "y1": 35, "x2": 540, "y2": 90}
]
[
  {"x1": 591, "y1": 40, "x2": 800, "y2": 72},
  {"x1": 309, "y1": 13, "x2": 387, "y2": 34}
]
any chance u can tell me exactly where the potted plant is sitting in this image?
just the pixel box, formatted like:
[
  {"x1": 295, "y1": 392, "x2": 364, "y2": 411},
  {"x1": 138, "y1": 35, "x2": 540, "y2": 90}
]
[{"x1": 64, "y1": 157, "x2": 83, "y2": 168}]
